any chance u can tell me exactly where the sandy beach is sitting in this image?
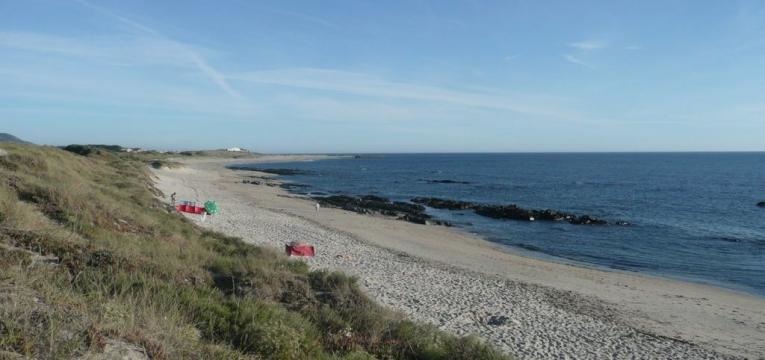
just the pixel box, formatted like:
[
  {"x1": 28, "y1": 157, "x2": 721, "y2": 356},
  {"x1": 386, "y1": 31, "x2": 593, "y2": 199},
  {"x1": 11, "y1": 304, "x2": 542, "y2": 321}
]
[{"x1": 153, "y1": 156, "x2": 765, "y2": 360}]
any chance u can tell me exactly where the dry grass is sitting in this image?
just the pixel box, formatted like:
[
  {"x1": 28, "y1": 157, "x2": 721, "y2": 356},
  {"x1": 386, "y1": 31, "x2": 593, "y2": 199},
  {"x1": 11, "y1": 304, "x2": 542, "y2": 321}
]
[{"x1": 0, "y1": 143, "x2": 510, "y2": 360}]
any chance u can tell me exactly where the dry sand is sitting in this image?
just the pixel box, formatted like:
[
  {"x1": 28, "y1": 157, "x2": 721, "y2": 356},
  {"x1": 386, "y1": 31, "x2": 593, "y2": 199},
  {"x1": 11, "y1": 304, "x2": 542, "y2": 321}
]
[{"x1": 153, "y1": 156, "x2": 765, "y2": 360}]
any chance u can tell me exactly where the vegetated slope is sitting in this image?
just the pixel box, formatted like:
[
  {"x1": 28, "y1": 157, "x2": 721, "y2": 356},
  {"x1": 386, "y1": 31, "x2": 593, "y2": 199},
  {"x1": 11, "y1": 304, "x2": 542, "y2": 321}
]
[
  {"x1": 0, "y1": 133, "x2": 29, "y2": 144},
  {"x1": 0, "y1": 143, "x2": 509, "y2": 360}
]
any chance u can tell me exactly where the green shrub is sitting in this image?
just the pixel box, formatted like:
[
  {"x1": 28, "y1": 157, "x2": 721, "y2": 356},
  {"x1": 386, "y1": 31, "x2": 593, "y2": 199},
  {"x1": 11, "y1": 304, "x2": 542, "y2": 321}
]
[{"x1": 62, "y1": 144, "x2": 92, "y2": 156}]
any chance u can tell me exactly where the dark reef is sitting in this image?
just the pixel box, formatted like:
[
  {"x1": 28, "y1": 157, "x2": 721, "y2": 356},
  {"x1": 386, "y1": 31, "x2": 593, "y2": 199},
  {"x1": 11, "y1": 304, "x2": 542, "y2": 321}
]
[
  {"x1": 411, "y1": 197, "x2": 475, "y2": 210},
  {"x1": 313, "y1": 195, "x2": 452, "y2": 227},
  {"x1": 412, "y1": 196, "x2": 626, "y2": 226}
]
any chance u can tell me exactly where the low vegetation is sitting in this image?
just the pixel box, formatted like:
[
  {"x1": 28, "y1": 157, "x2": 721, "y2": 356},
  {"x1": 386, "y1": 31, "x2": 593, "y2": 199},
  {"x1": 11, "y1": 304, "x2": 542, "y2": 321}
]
[{"x1": 0, "y1": 143, "x2": 508, "y2": 359}]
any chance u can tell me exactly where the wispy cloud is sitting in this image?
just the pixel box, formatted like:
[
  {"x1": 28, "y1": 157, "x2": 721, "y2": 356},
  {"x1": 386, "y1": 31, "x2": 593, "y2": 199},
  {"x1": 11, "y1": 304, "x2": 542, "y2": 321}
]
[
  {"x1": 568, "y1": 40, "x2": 606, "y2": 51},
  {"x1": 563, "y1": 54, "x2": 595, "y2": 69},
  {"x1": 233, "y1": 68, "x2": 578, "y2": 120},
  {"x1": 0, "y1": 31, "x2": 104, "y2": 57},
  {"x1": 504, "y1": 54, "x2": 519, "y2": 62},
  {"x1": 0, "y1": 60, "x2": 259, "y2": 118},
  {"x1": 73, "y1": 0, "x2": 159, "y2": 36},
  {"x1": 73, "y1": 0, "x2": 242, "y2": 99},
  {"x1": 564, "y1": 39, "x2": 605, "y2": 69},
  {"x1": 270, "y1": 8, "x2": 338, "y2": 29}
]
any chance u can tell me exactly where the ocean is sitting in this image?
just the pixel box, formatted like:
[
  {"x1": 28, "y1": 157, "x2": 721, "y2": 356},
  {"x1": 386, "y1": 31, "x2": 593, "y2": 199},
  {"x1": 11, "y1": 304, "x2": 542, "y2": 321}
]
[{"x1": 233, "y1": 153, "x2": 765, "y2": 296}]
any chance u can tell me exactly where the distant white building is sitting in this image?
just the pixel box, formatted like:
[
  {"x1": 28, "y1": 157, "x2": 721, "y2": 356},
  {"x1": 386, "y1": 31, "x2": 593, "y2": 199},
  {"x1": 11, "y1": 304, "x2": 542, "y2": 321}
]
[{"x1": 226, "y1": 147, "x2": 244, "y2": 152}]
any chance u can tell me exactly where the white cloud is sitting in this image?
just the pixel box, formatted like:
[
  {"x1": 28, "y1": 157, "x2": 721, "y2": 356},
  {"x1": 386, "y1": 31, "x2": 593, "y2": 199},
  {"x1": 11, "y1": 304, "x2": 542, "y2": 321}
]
[
  {"x1": 233, "y1": 68, "x2": 578, "y2": 120},
  {"x1": 0, "y1": 62, "x2": 258, "y2": 118},
  {"x1": 0, "y1": 32, "x2": 102, "y2": 57},
  {"x1": 568, "y1": 40, "x2": 606, "y2": 51},
  {"x1": 73, "y1": 0, "x2": 242, "y2": 99},
  {"x1": 564, "y1": 54, "x2": 595, "y2": 69},
  {"x1": 74, "y1": 0, "x2": 159, "y2": 36},
  {"x1": 270, "y1": 8, "x2": 337, "y2": 29}
]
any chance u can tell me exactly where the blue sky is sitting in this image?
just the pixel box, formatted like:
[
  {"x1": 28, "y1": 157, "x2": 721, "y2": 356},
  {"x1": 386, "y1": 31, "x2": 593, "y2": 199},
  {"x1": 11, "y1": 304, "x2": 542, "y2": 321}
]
[{"x1": 1, "y1": 0, "x2": 764, "y2": 152}]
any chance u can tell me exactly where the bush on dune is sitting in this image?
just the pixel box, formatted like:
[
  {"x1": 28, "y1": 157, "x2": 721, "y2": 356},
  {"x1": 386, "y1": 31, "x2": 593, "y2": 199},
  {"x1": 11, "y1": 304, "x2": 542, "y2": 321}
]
[{"x1": 0, "y1": 143, "x2": 510, "y2": 359}]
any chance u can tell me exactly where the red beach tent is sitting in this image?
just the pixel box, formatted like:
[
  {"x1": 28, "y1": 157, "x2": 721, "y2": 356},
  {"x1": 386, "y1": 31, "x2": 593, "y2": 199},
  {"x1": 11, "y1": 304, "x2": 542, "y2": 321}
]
[{"x1": 286, "y1": 243, "x2": 315, "y2": 257}]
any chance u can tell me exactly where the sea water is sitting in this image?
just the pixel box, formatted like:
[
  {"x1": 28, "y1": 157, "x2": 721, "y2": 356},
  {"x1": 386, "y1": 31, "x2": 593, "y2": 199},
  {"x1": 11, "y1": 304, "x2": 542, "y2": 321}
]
[{"x1": 234, "y1": 153, "x2": 765, "y2": 296}]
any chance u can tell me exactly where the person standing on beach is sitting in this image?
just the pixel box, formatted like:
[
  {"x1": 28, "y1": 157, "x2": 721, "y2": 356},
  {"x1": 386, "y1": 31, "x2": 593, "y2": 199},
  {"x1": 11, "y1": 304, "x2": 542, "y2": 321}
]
[
  {"x1": 171, "y1": 192, "x2": 177, "y2": 205},
  {"x1": 315, "y1": 202, "x2": 320, "y2": 214}
]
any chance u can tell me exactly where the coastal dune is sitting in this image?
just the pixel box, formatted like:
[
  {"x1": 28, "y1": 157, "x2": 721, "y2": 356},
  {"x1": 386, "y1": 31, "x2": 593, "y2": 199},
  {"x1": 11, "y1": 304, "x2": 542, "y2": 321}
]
[{"x1": 153, "y1": 157, "x2": 764, "y2": 359}]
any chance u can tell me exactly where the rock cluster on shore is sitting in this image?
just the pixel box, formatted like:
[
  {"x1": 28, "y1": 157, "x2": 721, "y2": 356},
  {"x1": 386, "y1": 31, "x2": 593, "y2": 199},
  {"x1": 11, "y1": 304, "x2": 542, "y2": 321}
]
[
  {"x1": 313, "y1": 195, "x2": 453, "y2": 226},
  {"x1": 411, "y1": 197, "x2": 475, "y2": 210},
  {"x1": 313, "y1": 194, "x2": 628, "y2": 227},
  {"x1": 412, "y1": 197, "x2": 627, "y2": 226}
]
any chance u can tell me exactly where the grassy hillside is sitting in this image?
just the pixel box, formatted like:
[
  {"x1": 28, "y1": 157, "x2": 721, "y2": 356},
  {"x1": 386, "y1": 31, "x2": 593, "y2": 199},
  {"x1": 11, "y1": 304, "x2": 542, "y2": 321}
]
[
  {"x1": 0, "y1": 133, "x2": 28, "y2": 144},
  {"x1": 0, "y1": 143, "x2": 509, "y2": 359}
]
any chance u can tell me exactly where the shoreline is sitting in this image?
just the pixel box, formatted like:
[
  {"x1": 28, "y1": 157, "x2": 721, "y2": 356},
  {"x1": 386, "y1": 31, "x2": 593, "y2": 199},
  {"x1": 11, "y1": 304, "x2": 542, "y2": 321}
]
[
  {"x1": 229, "y1": 156, "x2": 765, "y2": 300},
  {"x1": 153, "y1": 155, "x2": 765, "y2": 359}
]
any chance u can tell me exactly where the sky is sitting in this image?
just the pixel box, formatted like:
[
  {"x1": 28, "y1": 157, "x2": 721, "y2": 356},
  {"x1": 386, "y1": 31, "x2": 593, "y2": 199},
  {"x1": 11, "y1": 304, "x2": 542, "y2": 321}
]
[{"x1": 1, "y1": 0, "x2": 764, "y2": 153}]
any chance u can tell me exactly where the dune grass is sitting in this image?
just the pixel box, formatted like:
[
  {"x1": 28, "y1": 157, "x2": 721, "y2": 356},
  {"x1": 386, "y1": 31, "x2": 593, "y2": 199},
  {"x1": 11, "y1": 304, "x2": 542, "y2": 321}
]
[{"x1": 0, "y1": 143, "x2": 509, "y2": 359}]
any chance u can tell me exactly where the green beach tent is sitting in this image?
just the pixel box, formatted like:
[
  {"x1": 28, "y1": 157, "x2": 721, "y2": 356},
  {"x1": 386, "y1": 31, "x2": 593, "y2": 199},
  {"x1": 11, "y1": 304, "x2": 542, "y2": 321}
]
[{"x1": 204, "y1": 200, "x2": 219, "y2": 215}]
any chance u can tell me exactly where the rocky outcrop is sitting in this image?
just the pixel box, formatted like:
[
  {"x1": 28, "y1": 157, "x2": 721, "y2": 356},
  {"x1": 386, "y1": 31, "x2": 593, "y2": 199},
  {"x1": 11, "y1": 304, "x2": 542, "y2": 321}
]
[
  {"x1": 412, "y1": 197, "x2": 619, "y2": 226},
  {"x1": 316, "y1": 195, "x2": 423, "y2": 215},
  {"x1": 313, "y1": 195, "x2": 452, "y2": 227},
  {"x1": 411, "y1": 197, "x2": 475, "y2": 210},
  {"x1": 473, "y1": 205, "x2": 607, "y2": 225}
]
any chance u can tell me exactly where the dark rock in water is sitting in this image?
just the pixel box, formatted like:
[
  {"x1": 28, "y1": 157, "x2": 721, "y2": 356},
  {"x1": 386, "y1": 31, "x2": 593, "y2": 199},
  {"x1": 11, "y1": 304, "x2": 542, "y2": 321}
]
[
  {"x1": 414, "y1": 196, "x2": 612, "y2": 225},
  {"x1": 758, "y1": 201, "x2": 765, "y2": 208},
  {"x1": 316, "y1": 195, "x2": 424, "y2": 216},
  {"x1": 398, "y1": 214, "x2": 428, "y2": 225},
  {"x1": 427, "y1": 219, "x2": 453, "y2": 227},
  {"x1": 361, "y1": 195, "x2": 389, "y2": 203},
  {"x1": 411, "y1": 197, "x2": 476, "y2": 210},
  {"x1": 472, "y1": 204, "x2": 607, "y2": 225},
  {"x1": 614, "y1": 220, "x2": 631, "y2": 226},
  {"x1": 398, "y1": 214, "x2": 452, "y2": 227},
  {"x1": 314, "y1": 195, "x2": 455, "y2": 227},
  {"x1": 486, "y1": 315, "x2": 510, "y2": 326},
  {"x1": 516, "y1": 243, "x2": 542, "y2": 252},
  {"x1": 567, "y1": 214, "x2": 607, "y2": 225},
  {"x1": 228, "y1": 167, "x2": 313, "y2": 176},
  {"x1": 423, "y1": 179, "x2": 472, "y2": 184},
  {"x1": 473, "y1": 205, "x2": 536, "y2": 221}
]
